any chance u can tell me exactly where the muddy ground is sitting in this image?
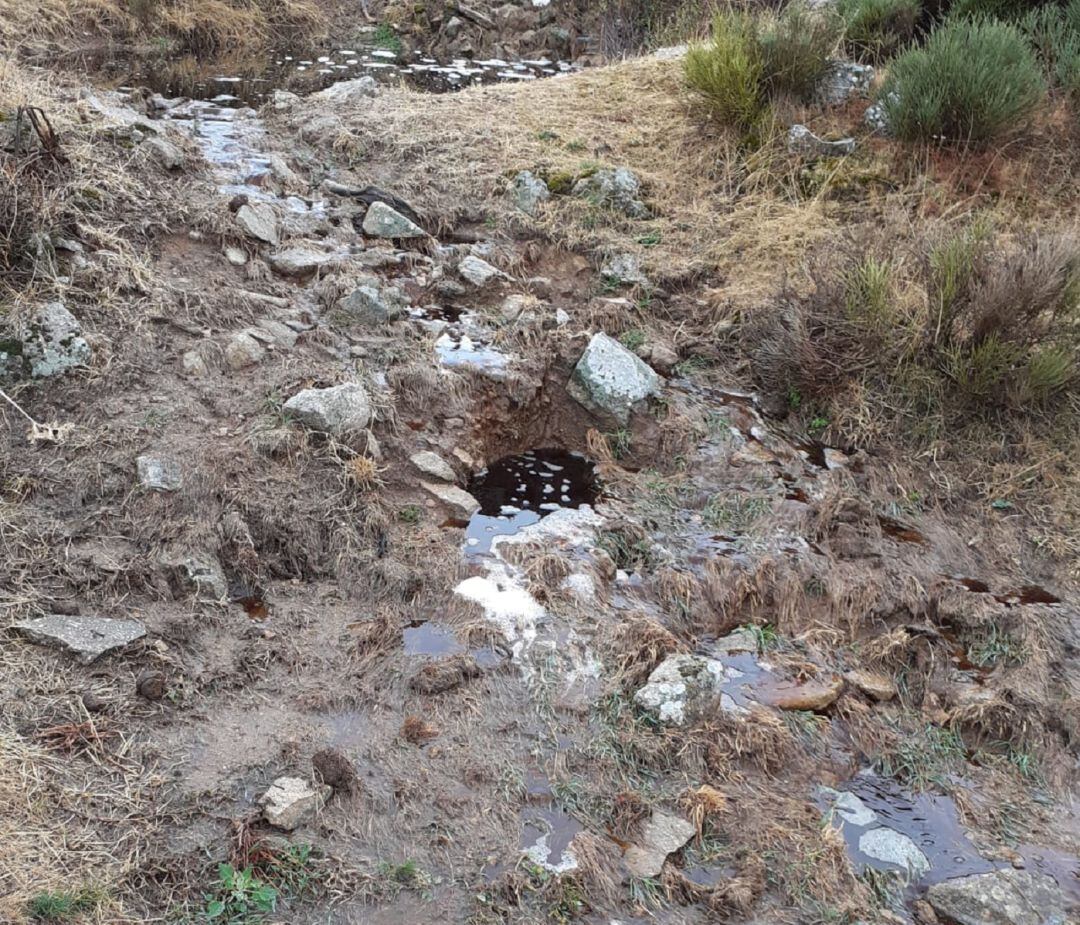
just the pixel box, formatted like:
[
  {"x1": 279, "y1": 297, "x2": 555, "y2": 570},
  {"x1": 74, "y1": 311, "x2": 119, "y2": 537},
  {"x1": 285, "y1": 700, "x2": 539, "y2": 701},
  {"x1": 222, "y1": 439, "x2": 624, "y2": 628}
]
[{"x1": 2, "y1": 13, "x2": 1080, "y2": 925}]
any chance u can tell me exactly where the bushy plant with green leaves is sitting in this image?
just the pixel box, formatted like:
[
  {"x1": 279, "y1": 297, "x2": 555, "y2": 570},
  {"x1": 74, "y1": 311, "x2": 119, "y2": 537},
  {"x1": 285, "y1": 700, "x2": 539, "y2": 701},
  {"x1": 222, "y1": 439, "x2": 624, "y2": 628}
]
[
  {"x1": 684, "y1": 2, "x2": 842, "y2": 132},
  {"x1": 881, "y1": 17, "x2": 1046, "y2": 143},
  {"x1": 837, "y1": 0, "x2": 920, "y2": 61}
]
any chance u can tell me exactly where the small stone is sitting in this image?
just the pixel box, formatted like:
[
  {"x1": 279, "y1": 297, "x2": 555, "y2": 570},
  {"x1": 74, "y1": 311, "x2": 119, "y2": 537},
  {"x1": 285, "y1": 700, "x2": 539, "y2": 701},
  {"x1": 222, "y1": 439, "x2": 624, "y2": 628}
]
[
  {"x1": 137, "y1": 454, "x2": 183, "y2": 491},
  {"x1": 252, "y1": 319, "x2": 298, "y2": 349},
  {"x1": 268, "y1": 153, "x2": 301, "y2": 187},
  {"x1": 23, "y1": 302, "x2": 92, "y2": 378},
  {"x1": 260, "y1": 776, "x2": 330, "y2": 831},
  {"x1": 458, "y1": 255, "x2": 504, "y2": 287},
  {"x1": 136, "y1": 669, "x2": 166, "y2": 700},
  {"x1": 788, "y1": 124, "x2": 856, "y2": 158},
  {"x1": 817, "y1": 61, "x2": 875, "y2": 105},
  {"x1": 269, "y1": 247, "x2": 337, "y2": 277},
  {"x1": 422, "y1": 482, "x2": 480, "y2": 518},
  {"x1": 270, "y1": 89, "x2": 300, "y2": 111},
  {"x1": 858, "y1": 827, "x2": 930, "y2": 877},
  {"x1": 713, "y1": 627, "x2": 759, "y2": 655},
  {"x1": 224, "y1": 332, "x2": 266, "y2": 369},
  {"x1": 601, "y1": 253, "x2": 649, "y2": 286},
  {"x1": 555, "y1": 308, "x2": 570, "y2": 326},
  {"x1": 362, "y1": 200, "x2": 426, "y2": 238},
  {"x1": 337, "y1": 276, "x2": 408, "y2": 325},
  {"x1": 161, "y1": 551, "x2": 228, "y2": 601},
  {"x1": 508, "y1": 170, "x2": 550, "y2": 215},
  {"x1": 181, "y1": 350, "x2": 209, "y2": 377},
  {"x1": 865, "y1": 95, "x2": 895, "y2": 135},
  {"x1": 844, "y1": 669, "x2": 896, "y2": 702},
  {"x1": 312, "y1": 75, "x2": 378, "y2": 104},
  {"x1": 573, "y1": 167, "x2": 648, "y2": 218},
  {"x1": 411, "y1": 451, "x2": 456, "y2": 482},
  {"x1": 12, "y1": 614, "x2": 146, "y2": 665},
  {"x1": 145, "y1": 135, "x2": 184, "y2": 170},
  {"x1": 624, "y1": 811, "x2": 696, "y2": 878},
  {"x1": 926, "y1": 868, "x2": 1067, "y2": 925},
  {"x1": 235, "y1": 202, "x2": 280, "y2": 246},
  {"x1": 567, "y1": 332, "x2": 661, "y2": 425},
  {"x1": 501, "y1": 293, "x2": 542, "y2": 323},
  {"x1": 762, "y1": 675, "x2": 844, "y2": 711},
  {"x1": 224, "y1": 245, "x2": 247, "y2": 266},
  {"x1": 283, "y1": 383, "x2": 372, "y2": 434},
  {"x1": 635, "y1": 653, "x2": 742, "y2": 726}
]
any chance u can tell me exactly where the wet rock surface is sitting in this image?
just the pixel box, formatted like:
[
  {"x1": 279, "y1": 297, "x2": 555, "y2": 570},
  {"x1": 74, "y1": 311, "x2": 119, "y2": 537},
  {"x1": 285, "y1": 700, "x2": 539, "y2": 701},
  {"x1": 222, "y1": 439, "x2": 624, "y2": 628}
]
[{"x1": 927, "y1": 869, "x2": 1068, "y2": 925}]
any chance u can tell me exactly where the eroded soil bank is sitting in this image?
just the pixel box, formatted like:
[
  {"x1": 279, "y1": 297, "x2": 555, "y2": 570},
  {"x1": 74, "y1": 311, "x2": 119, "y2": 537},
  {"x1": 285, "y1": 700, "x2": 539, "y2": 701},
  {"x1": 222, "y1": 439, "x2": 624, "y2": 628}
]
[{"x1": 2, "y1": 6, "x2": 1080, "y2": 924}]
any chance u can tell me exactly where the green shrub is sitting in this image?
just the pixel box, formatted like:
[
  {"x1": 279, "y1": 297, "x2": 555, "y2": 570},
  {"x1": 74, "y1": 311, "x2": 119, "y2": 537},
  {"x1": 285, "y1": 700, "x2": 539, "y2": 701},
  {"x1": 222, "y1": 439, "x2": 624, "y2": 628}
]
[
  {"x1": 837, "y1": 0, "x2": 920, "y2": 61},
  {"x1": 684, "y1": 3, "x2": 842, "y2": 131},
  {"x1": 759, "y1": 2, "x2": 845, "y2": 98},
  {"x1": 1020, "y1": 0, "x2": 1080, "y2": 100},
  {"x1": 684, "y1": 9, "x2": 767, "y2": 130},
  {"x1": 881, "y1": 17, "x2": 1046, "y2": 143}
]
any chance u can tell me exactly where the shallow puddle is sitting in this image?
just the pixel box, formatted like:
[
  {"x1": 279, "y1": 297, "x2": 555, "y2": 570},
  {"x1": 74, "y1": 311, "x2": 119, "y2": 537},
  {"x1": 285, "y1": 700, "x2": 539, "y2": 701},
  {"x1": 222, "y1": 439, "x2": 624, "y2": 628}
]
[
  {"x1": 822, "y1": 774, "x2": 994, "y2": 890},
  {"x1": 403, "y1": 621, "x2": 463, "y2": 658},
  {"x1": 465, "y1": 449, "x2": 599, "y2": 555}
]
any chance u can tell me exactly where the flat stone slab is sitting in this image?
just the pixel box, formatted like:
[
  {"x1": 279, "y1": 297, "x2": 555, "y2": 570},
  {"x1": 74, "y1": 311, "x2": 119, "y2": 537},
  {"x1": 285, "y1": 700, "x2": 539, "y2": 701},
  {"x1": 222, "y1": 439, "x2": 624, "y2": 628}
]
[
  {"x1": 624, "y1": 811, "x2": 696, "y2": 878},
  {"x1": 422, "y1": 482, "x2": 480, "y2": 518},
  {"x1": 12, "y1": 615, "x2": 146, "y2": 664}
]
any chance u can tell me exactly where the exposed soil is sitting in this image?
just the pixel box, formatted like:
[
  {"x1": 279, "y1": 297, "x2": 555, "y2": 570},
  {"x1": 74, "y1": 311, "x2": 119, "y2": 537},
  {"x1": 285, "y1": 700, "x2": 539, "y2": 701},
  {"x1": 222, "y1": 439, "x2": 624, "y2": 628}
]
[{"x1": 1, "y1": 14, "x2": 1080, "y2": 925}]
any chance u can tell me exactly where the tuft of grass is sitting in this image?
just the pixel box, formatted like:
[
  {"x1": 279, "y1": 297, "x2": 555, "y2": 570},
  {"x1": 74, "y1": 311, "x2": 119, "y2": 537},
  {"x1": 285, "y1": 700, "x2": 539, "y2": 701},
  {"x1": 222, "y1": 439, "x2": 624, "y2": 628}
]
[
  {"x1": 27, "y1": 887, "x2": 102, "y2": 921},
  {"x1": 758, "y1": 1, "x2": 844, "y2": 100},
  {"x1": 967, "y1": 624, "x2": 1025, "y2": 667},
  {"x1": 881, "y1": 17, "x2": 1046, "y2": 144},
  {"x1": 876, "y1": 722, "x2": 966, "y2": 789},
  {"x1": 837, "y1": 0, "x2": 919, "y2": 62},
  {"x1": 1020, "y1": 0, "x2": 1080, "y2": 102}
]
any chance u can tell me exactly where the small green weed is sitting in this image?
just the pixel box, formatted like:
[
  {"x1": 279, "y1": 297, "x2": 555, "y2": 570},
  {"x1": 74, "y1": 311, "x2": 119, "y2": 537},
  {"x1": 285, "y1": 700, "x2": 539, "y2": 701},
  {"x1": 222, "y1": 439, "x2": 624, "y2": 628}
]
[
  {"x1": 204, "y1": 864, "x2": 277, "y2": 922},
  {"x1": 619, "y1": 328, "x2": 646, "y2": 350},
  {"x1": 373, "y1": 22, "x2": 402, "y2": 55},
  {"x1": 398, "y1": 504, "x2": 423, "y2": 524},
  {"x1": 966, "y1": 625, "x2": 1025, "y2": 667},
  {"x1": 876, "y1": 722, "x2": 965, "y2": 789}
]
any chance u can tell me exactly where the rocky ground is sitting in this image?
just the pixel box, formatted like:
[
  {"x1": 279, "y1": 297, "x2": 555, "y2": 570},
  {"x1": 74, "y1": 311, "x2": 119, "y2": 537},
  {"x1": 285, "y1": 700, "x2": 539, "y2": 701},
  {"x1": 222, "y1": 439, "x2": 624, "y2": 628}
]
[{"x1": 2, "y1": 5, "x2": 1080, "y2": 925}]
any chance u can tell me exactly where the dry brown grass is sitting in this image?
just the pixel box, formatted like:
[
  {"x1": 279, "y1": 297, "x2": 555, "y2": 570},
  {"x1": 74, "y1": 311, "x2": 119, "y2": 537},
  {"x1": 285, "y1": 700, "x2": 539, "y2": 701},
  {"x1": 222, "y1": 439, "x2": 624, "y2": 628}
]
[
  {"x1": 288, "y1": 56, "x2": 835, "y2": 293},
  {"x1": 0, "y1": 0, "x2": 328, "y2": 55}
]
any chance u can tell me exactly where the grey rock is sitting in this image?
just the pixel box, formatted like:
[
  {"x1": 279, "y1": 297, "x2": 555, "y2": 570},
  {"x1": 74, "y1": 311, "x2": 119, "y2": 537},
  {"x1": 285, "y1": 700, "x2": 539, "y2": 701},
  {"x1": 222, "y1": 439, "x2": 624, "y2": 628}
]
[
  {"x1": 161, "y1": 551, "x2": 228, "y2": 601},
  {"x1": 23, "y1": 302, "x2": 92, "y2": 378},
  {"x1": 299, "y1": 114, "x2": 343, "y2": 146},
  {"x1": 181, "y1": 350, "x2": 209, "y2": 377},
  {"x1": 260, "y1": 776, "x2": 330, "y2": 830},
  {"x1": 337, "y1": 276, "x2": 408, "y2": 325},
  {"x1": 572, "y1": 167, "x2": 648, "y2": 218},
  {"x1": 223, "y1": 245, "x2": 247, "y2": 266},
  {"x1": 713, "y1": 627, "x2": 759, "y2": 656},
  {"x1": 268, "y1": 154, "x2": 301, "y2": 187},
  {"x1": 284, "y1": 383, "x2": 372, "y2": 434},
  {"x1": 508, "y1": 170, "x2": 550, "y2": 215},
  {"x1": 313, "y1": 76, "x2": 378, "y2": 105},
  {"x1": 270, "y1": 89, "x2": 300, "y2": 112},
  {"x1": 252, "y1": 319, "x2": 298, "y2": 349},
  {"x1": 235, "y1": 202, "x2": 280, "y2": 246},
  {"x1": 78, "y1": 90, "x2": 157, "y2": 133},
  {"x1": 137, "y1": 454, "x2": 183, "y2": 491},
  {"x1": 362, "y1": 201, "x2": 426, "y2": 239},
  {"x1": 459, "y1": 255, "x2": 505, "y2": 287},
  {"x1": 145, "y1": 135, "x2": 184, "y2": 169},
  {"x1": 12, "y1": 614, "x2": 146, "y2": 664},
  {"x1": 820, "y1": 787, "x2": 878, "y2": 827},
  {"x1": 634, "y1": 653, "x2": 747, "y2": 725},
  {"x1": 601, "y1": 252, "x2": 649, "y2": 286},
  {"x1": 927, "y1": 869, "x2": 1067, "y2": 925},
  {"x1": 647, "y1": 343, "x2": 680, "y2": 375},
  {"x1": 224, "y1": 331, "x2": 266, "y2": 369},
  {"x1": 411, "y1": 451, "x2": 456, "y2": 482},
  {"x1": 625, "y1": 811, "x2": 697, "y2": 878},
  {"x1": 858, "y1": 827, "x2": 930, "y2": 877},
  {"x1": 567, "y1": 332, "x2": 661, "y2": 424},
  {"x1": 269, "y1": 247, "x2": 337, "y2": 277},
  {"x1": 788, "y1": 124, "x2": 856, "y2": 158},
  {"x1": 817, "y1": 61, "x2": 875, "y2": 105},
  {"x1": 422, "y1": 482, "x2": 480, "y2": 517},
  {"x1": 864, "y1": 94, "x2": 896, "y2": 135}
]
